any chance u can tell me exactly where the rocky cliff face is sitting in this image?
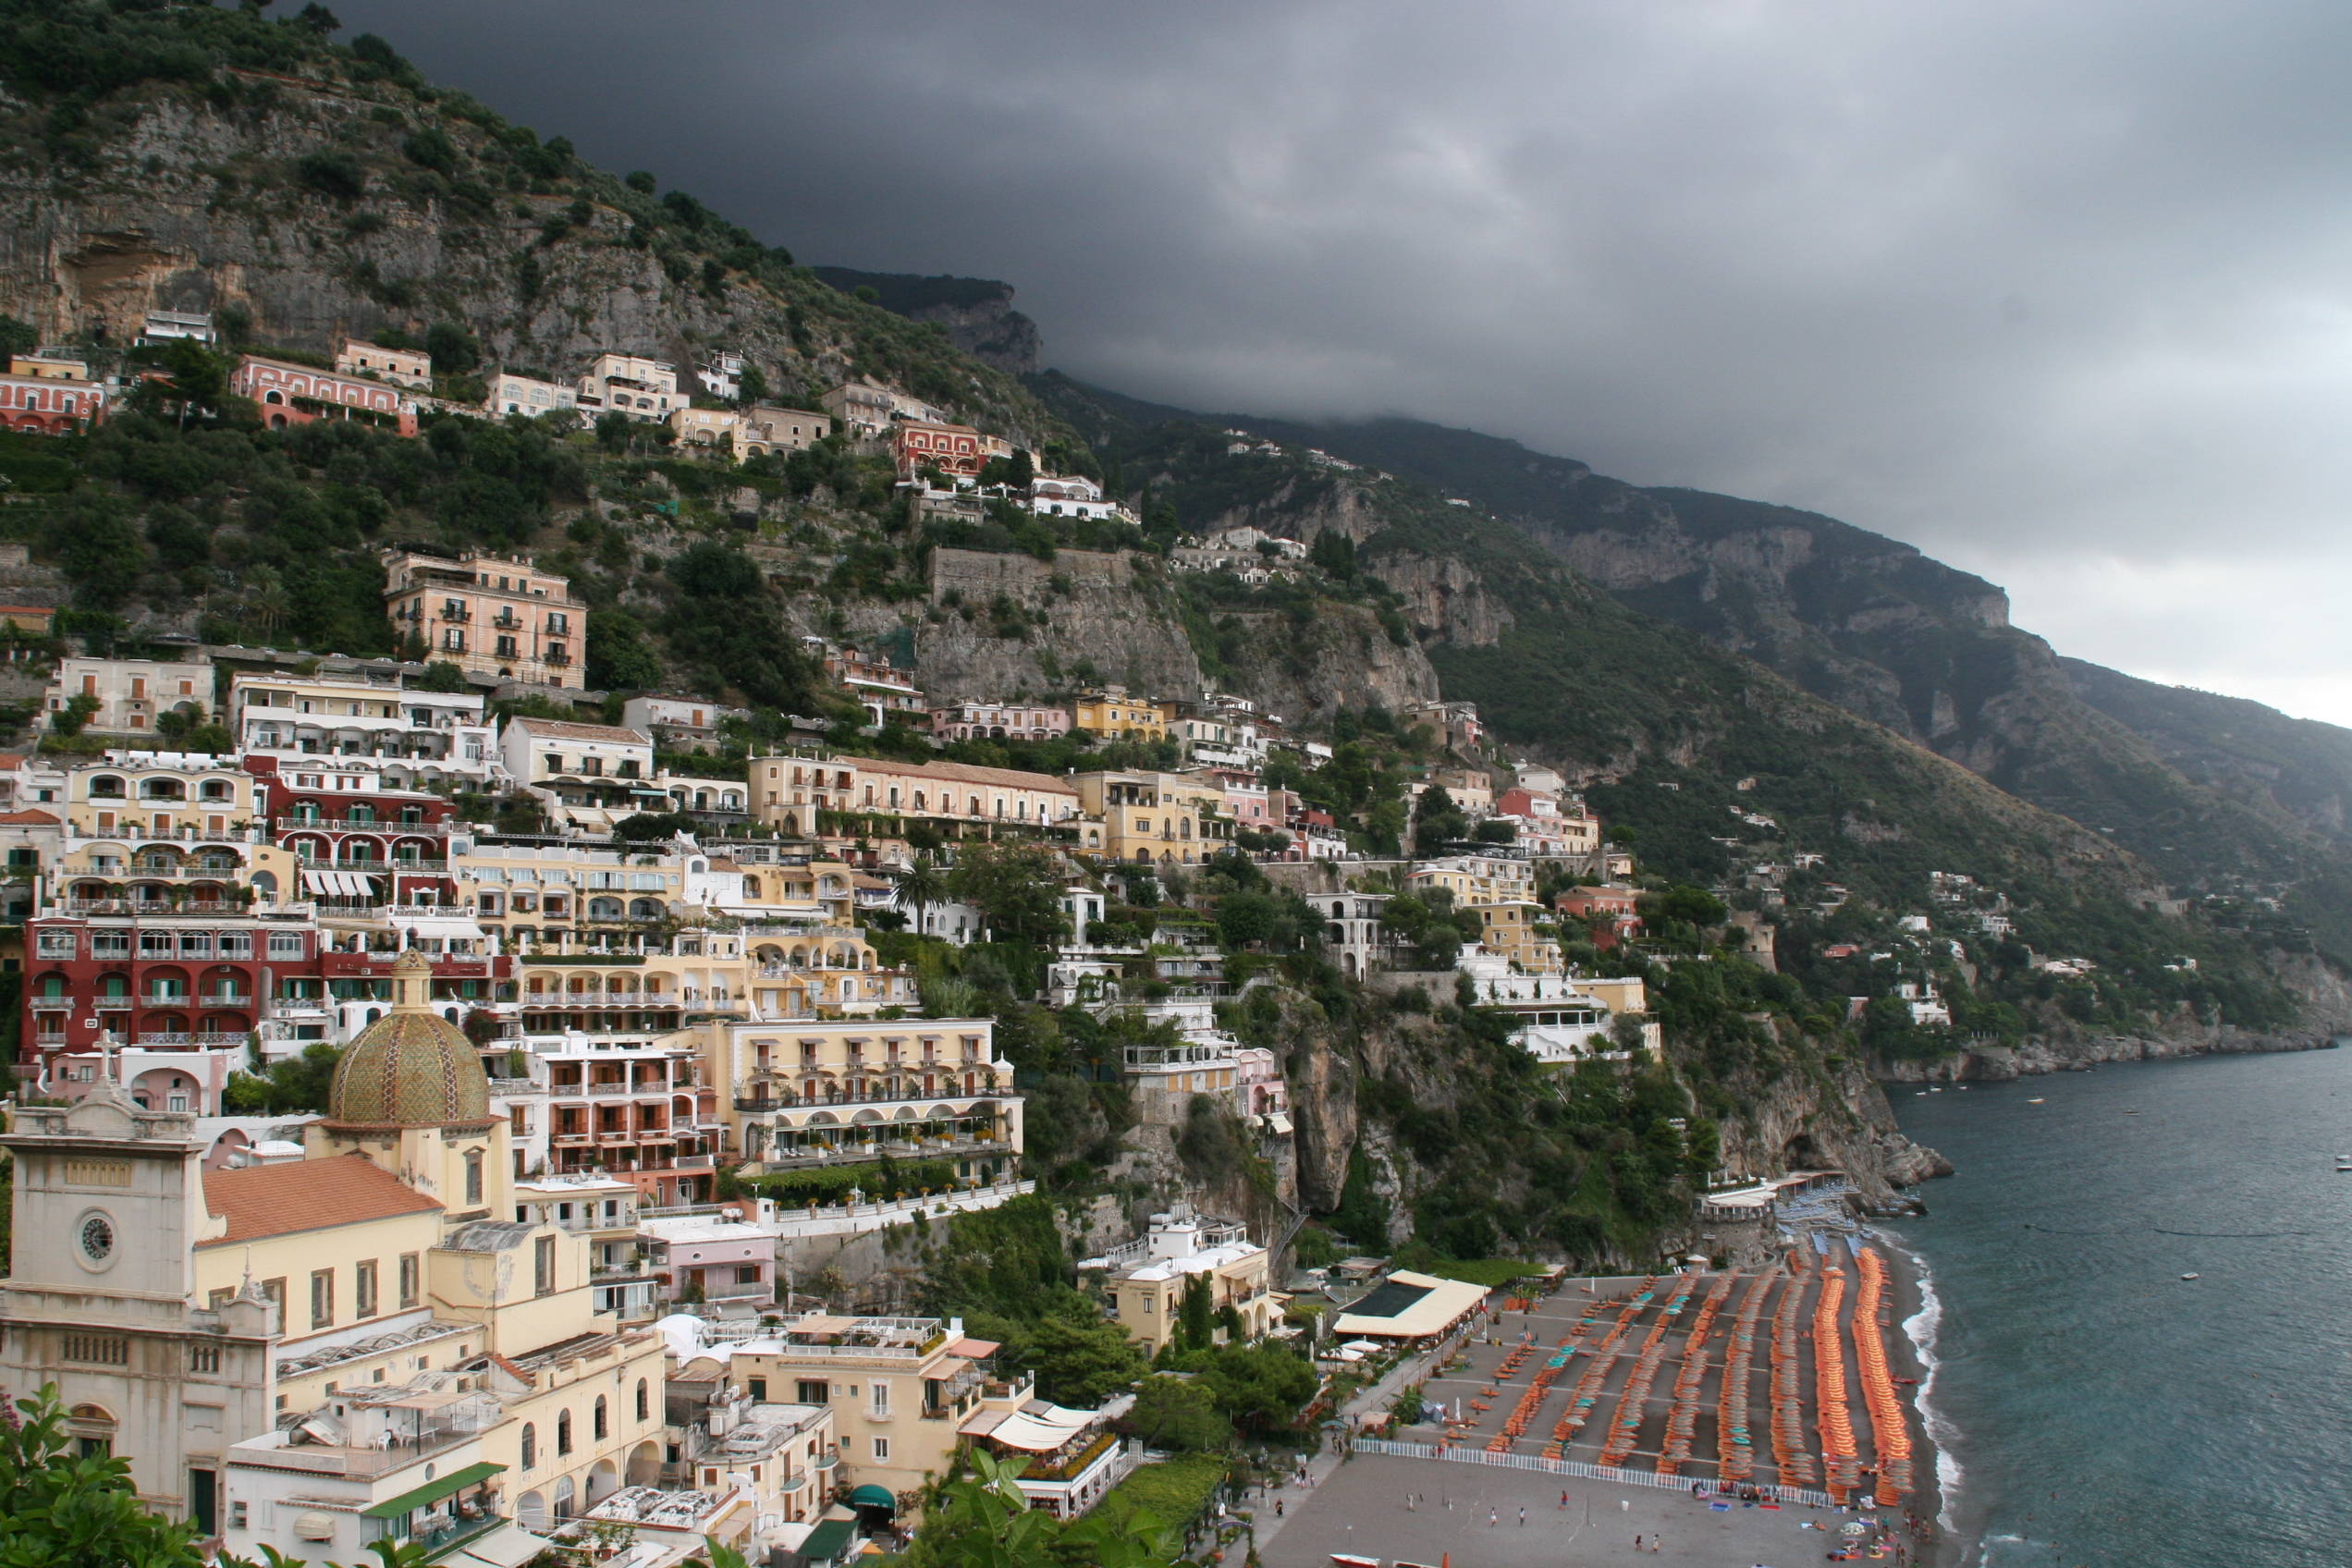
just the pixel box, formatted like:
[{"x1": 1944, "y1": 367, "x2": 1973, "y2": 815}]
[
  {"x1": 911, "y1": 547, "x2": 1204, "y2": 701},
  {"x1": 1213, "y1": 603, "x2": 1440, "y2": 724}
]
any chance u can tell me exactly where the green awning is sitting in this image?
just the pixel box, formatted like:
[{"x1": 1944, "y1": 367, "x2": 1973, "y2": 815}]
[
  {"x1": 849, "y1": 1484, "x2": 898, "y2": 1509},
  {"x1": 362, "y1": 1461, "x2": 507, "y2": 1519},
  {"x1": 802, "y1": 1517, "x2": 860, "y2": 1560}
]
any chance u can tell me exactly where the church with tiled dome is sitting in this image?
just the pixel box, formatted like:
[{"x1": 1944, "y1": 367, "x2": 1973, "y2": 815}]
[{"x1": 0, "y1": 947, "x2": 668, "y2": 1562}]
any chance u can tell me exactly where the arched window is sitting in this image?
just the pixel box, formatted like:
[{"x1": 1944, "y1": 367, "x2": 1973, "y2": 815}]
[
  {"x1": 594, "y1": 1395, "x2": 608, "y2": 1441},
  {"x1": 635, "y1": 1378, "x2": 649, "y2": 1424},
  {"x1": 557, "y1": 1409, "x2": 573, "y2": 1456},
  {"x1": 465, "y1": 1149, "x2": 484, "y2": 1206},
  {"x1": 521, "y1": 1423, "x2": 537, "y2": 1469}
]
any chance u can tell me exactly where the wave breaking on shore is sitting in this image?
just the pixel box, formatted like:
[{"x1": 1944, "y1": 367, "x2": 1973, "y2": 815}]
[{"x1": 1884, "y1": 1234, "x2": 1963, "y2": 1542}]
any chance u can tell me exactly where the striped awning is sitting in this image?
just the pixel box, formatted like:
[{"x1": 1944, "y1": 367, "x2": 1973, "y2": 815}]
[{"x1": 300, "y1": 869, "x2": 380, "y2": 898}]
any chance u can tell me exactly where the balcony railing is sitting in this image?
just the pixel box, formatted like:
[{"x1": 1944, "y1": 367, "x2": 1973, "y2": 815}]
[{"x1": 730, "y1": 1079, "x2": 1007, "y2": 1114}]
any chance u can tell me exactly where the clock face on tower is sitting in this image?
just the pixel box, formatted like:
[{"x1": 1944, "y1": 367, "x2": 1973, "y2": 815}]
[{"x1": 78, "y1": 1213, "x2": 115, "y2": 1264}]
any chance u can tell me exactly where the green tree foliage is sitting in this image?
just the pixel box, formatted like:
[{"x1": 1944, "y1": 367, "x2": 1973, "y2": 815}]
[
  {"x1": 584, "y1": 607, "x2": 663, "y2": 692},
  {"x1": 660, "y1": 543, "x2": 818, "y2": 709},
  {"x1": 898, "y1": 1451, "x2": 1179, "y2": 1568},
  {"x1": 1023, "y1": 1298, "x2": 1148, "y2": 1407},
  {"x1": 221, "y1": 1041, "x2": 341, "y2": 1116},
  {"x1": 1122, "y1": 1375, "x2": 1228, "y2": 1452},
  {"x1": 1175, "y1": 1341, "x2": 1319, "y2": 1433},
  {"x1": 1412, "y1": 784, "x2": 1467, "y2": 855},
  {"x1": 0, "y1": 1384, "x2": 206, "y2": 1567},
  {"x1": 1174, "y1": 1272, "x2": 1216, "y2": 1354},
  {"x1": 946, "y1": 842, "x2": 1070, "y2": 948}
]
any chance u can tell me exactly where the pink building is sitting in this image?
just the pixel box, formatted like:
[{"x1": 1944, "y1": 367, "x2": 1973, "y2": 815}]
[
  {"x1": 0, "y1": 374, "x2": 106, "y2": 435},
  {"x1": 233, "y1": 355, "x2": 419, "y2": 436},
  {"x1": 933, "y1": 702, "x2": 1072, "y2": 741},
  {"x1": 1232, "y1": 1046, "x2": 1290, "y2": 1126}
]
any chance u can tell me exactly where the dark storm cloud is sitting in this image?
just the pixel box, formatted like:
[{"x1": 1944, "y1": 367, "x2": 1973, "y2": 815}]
[{"x1": 328, "y1": 0, "x2": 2352, "y2": 719}]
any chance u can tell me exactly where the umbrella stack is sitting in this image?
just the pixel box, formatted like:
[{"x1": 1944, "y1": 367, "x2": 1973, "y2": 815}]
[
  {"x1": 1546, "y1": 1292, "x2": 1647, "y2": 1454},
  {"x1": 1489, "y1": 1337, "x2": 1574, "y2": 1453},
  {"x1": 1813, "y1": 1260, "x2": 1862, "y2": 1503},
  {"x1": 1598, "y1": 1277, "x2": 1690, "y2": 1466},
  {"x1": 1658, "y1": 1268, "x2": 1738, "y2": 1475},
  {"x1": 1851, "y1": 1245, "x2": 1914, "y2": 1505},
  {"x1": 1715, "y1": 1266, "x2": 1778, "y2": 1484},
  {"x1": 1770, "y1": 1256, "x2": 1818, "y2": 1486}
]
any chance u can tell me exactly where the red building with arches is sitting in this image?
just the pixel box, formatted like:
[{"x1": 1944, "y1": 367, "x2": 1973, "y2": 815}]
[
  {"x1": 247, "y1": 759, "x2": 460, "y2": 912},
  {"x1": 231, "y1": 355, "x2": 418, "y2": 437},
  {"x1": 0, "y1": 373, "x2": 107, "y2": 435}
]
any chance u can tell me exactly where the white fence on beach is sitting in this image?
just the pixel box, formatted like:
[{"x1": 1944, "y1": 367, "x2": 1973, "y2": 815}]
[{"x1": 1353, "y1": 1438, "x2": 1837, "y2": 1510}]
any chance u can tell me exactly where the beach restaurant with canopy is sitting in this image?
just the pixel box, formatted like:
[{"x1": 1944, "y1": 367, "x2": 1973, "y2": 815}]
[{"x1": 1330, "y1": 1269, "x2": 1491, "y2": 1342}]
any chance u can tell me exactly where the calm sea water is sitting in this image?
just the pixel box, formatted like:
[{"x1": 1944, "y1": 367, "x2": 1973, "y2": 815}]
[{"x1": 1882, "y1": 1047, "x2": 2352, "y2": 1568}]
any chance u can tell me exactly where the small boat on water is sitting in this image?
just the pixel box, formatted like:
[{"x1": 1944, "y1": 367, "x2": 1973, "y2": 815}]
[
  {"x1": 2027, "y1": 1097, "x2": 2046, "y2": 1104},
  {"x1": 2334, "y1": 1154, "x2": 2351, "y2": 1172},
  {"x1": 2181, "y1": 1273, "x2": 2200, "y2": 1280},
  {"x1": 2124, "y1": 1109, "x2": 2141, "y2": 1116}
]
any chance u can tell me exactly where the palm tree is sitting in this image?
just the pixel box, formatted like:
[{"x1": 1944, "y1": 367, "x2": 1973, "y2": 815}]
[{"x1": 892, "y1": 850, "x2": 947, "y2": 937}]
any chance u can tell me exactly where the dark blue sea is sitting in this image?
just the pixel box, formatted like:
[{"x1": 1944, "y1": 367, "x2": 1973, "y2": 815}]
[{"x1": 1883, "y1": 1047, "x2": 2352, "y2": 1568}]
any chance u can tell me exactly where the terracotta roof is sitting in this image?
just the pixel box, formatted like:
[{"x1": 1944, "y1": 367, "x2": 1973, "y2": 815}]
[
  {"x1": 0, "y1": 809, "x2": 59, "y2": 825},
  {"x1": 508, "y1": 717, "x2": 651, "y2": 744},
  {"x1": 835, "y1": 753, "x2": 1075, "y2": 794},
  {"x1": 200, "y1": 1153, "x2": 441, "y2": 1247}
]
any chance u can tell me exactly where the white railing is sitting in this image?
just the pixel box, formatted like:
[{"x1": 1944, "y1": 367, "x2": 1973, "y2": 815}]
[{"x1": 1350, "y1": 1439, "x2": 1836, "y2": 1509}]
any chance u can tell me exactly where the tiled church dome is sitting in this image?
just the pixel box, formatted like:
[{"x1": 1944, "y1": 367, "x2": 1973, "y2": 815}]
[{"x1": 326, "y1": 950, "x2": 492, "y2": 1127}]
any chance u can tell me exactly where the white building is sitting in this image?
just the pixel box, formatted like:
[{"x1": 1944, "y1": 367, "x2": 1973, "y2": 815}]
[
  {"x1": 696, "y1": 350, "x2": 744, "y2": 402},
  {"x1": 1027, "y1": 475, "x2": 1125, "y2": 521},
  {"x1": 232, "y1": 672, "x2": 497, "y2": 788},
  {"x1": 46, "y1": 655, "x2": 214, "y2": 735},
  {"x1": 577, "y1": 354, "x2": 680, "y2": 422},
  {"x1": 485, "y1": 372, "x2": 581, "y2": 419}
]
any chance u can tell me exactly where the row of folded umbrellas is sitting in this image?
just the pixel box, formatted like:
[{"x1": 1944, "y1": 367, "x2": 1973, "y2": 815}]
[
  {"x1": 1852, "y1": 1246, "x2": 1914, "y2": 1506},
  {"x1": 1715, "y1": 1268, "x2": 1780, "y2": 1482},
  {"x1": 1657, "y1": 1267, "x2": 1740, "y2": 1475},
  {"x1": 1598, "y1": 1278, "x2": 1696, "y2": 1466},
  {"x1": 1771, "y1": 1250, "x2": 1820, "y2": 1485},
  {"x1": 1539, "y1": 1278, "x2": 1656, "y2": 1457},
  {"x1": 1815, "y1": 1263, "x2": 1867, "y2": 1503}
]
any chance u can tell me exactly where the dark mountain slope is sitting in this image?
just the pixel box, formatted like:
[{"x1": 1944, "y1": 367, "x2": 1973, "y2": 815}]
[
  {"x1": 1173, "y1": 410, "x2": 2352, "y2": 956},
  {"x1": 810, "y1": 267, "x2": 1041, "y2": 374},
  {"x1": 2062, "y1": 658, "x2": 2352, "y2": 843}
]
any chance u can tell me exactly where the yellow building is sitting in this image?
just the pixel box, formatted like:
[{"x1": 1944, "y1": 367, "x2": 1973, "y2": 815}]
[
  {"x1": 753, "y1": 754, "x2": 1079, "y2": 839},
  {"x1": 49, "y1": 756, "x2": 299, "y2": 915},
  {"x1": 1072, "y1": 689, "x2": 1171, "y2": 741},
  {"x1": 1405, "y1": 851, "x2": 1537, "y2": 908},
  {"x1": 691, "y1": 1016, "x2": 1021, "y2": 1186},
  {"x1": 1085, "y1": 1206, "x2": 1280, "y2": 1355},
  {"x1": 1070, "y1": 771, "x2": 1231, "y2": 864},
  {"x1": 670, "y1": 1311, "x2": 1023, "y2": 1508},
  {"x1": 1474, "y1": 900, "x2": 1563, "y2": 974}
]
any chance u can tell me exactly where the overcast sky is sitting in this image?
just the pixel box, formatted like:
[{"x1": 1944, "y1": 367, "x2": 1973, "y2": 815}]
[{"x1": 327, "y1": 0, "x2": 2352, "y2": 723}]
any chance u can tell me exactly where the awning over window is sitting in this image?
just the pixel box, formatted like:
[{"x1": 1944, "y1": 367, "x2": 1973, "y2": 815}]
[
  {"x1": 300, "y1": 869, "x2": 380, "y2": 899},
  {"x1": 360, "y1": 1459, "x2": 506, "y2": 1518}
]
